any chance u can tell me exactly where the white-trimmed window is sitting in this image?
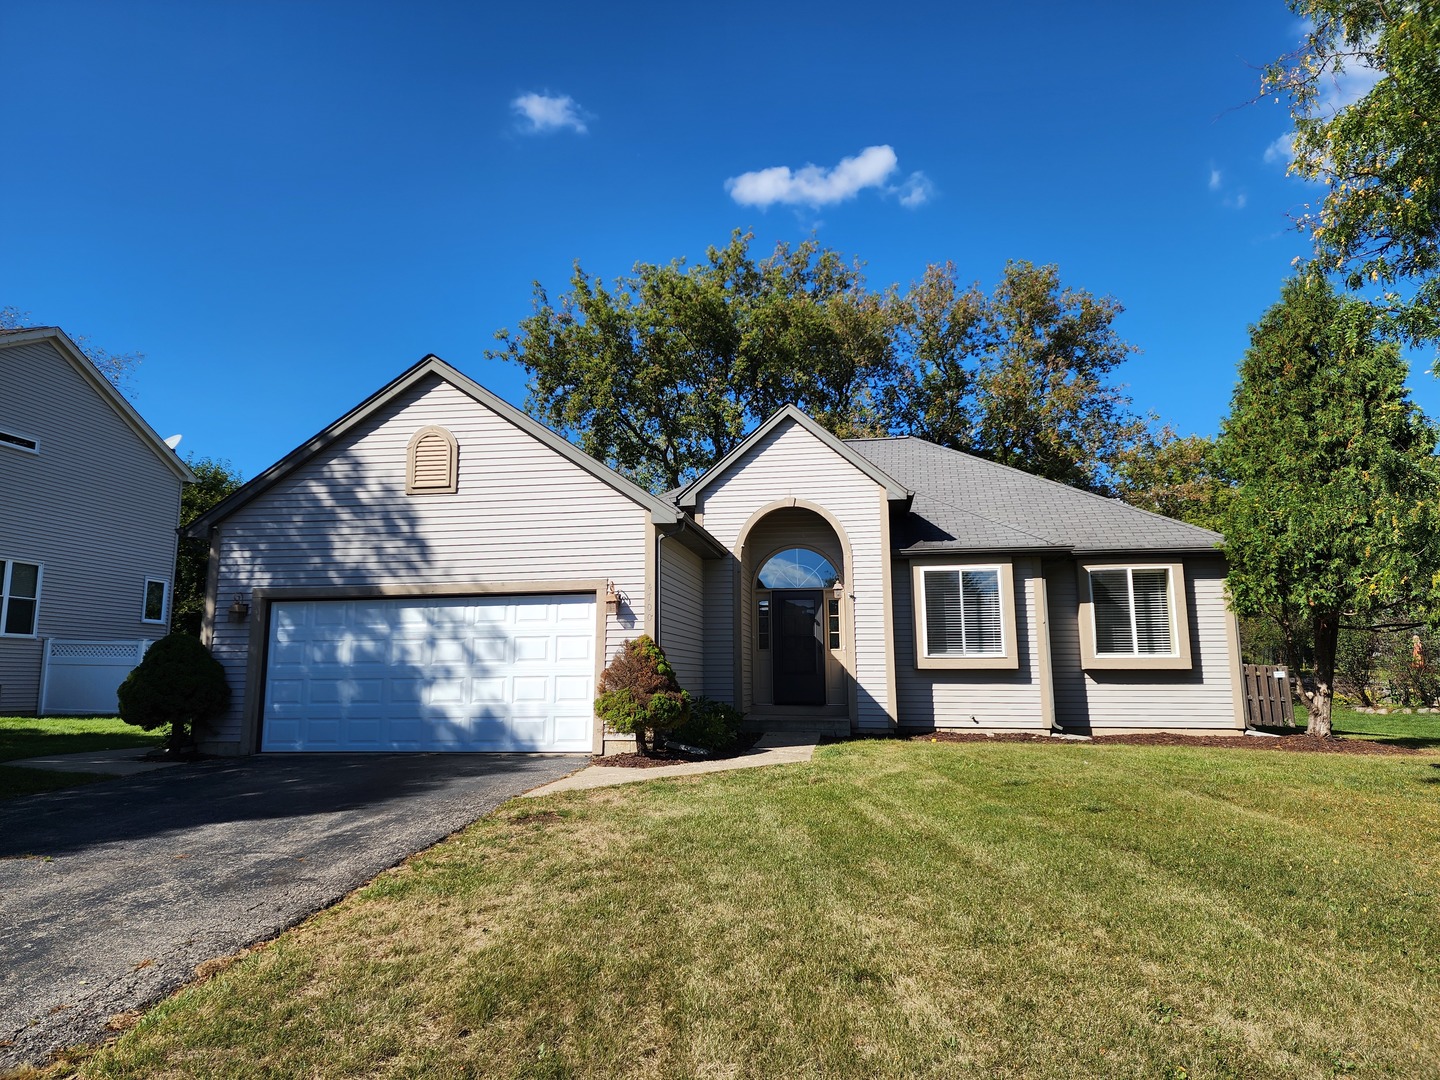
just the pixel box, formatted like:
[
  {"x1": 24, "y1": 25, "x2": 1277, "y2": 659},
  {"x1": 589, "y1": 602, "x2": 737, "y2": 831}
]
[
  {"x1": 406, "y1": 426, "x2": 458, "y2": 495},
  {"x1": 0, "y1": 428, "x2": 38, "y2": 454},
  {"x1": 1078, "y1": 562, "x2": 1192, "y2": 670},
  {"x1": 142, "y1": 578, "x2": 169, "y2": 624},
  {"x1": 0, "y1": 559, "x2": 41, "y2": 636},
  {"x1": 910, "y1": 560, "x2": 1018, "y2": 670}
]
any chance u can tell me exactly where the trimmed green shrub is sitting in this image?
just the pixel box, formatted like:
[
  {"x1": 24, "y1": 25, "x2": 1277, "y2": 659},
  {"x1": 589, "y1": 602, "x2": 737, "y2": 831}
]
[
  {"x1": 594, "y1": 635, "x2": 689, "y2": 756},
  {"x1": 668, "y1": 696, "x2": 744, "y2": 752},
  {"x1": 117, "y1": 633, "x2": 231, "y2": 750}
]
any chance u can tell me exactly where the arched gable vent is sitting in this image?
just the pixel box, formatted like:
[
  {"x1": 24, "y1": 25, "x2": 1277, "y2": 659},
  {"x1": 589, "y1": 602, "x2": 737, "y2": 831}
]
[{"x1": 406, "y1": 426, "x2": 458, "y2": 495}]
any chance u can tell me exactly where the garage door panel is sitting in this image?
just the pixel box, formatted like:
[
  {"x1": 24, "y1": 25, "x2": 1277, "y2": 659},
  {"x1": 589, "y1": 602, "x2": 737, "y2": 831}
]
[
  {"x1": 263, "y1": 594, "x2": 596, "y2": 752},
  {"x1": 555, "y1": 634, "x2": 592, "y2": 662},
  {"x1": 512, "y1": 634, "x2": 551, "y2": 662}
]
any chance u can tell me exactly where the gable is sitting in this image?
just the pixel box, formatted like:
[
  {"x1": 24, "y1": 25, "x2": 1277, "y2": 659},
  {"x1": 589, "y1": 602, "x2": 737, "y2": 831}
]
[
  {"x1": 689, "y1": 416, "x2": 889, "y2": 524},
  {"x1": 0, "y1": 330, "x2": 194, "y2": 483},
  {"x1": 221, "y1": 373, "x2": 651, "y2": 541},
  {"x1": 190, "y1": 356, "x2": 682, "y2": 536},
  {"x1": 676, "y1": 405, "x2": 908, "y2": 511}
]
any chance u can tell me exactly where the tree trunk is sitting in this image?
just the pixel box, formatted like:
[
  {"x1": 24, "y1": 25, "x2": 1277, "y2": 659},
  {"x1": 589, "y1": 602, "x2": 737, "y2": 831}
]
[
  {"x1": 1308, "y1": 612, "x2": 1339, "y2": 738},
  {"x1": 634, "y1": 726, "x2": 650, "y2": 757}
]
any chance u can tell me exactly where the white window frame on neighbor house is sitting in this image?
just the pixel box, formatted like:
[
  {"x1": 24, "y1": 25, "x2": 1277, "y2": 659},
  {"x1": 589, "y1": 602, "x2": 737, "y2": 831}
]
[
  {"x1": 142, "y1": 578, "x2": 170, "y2": 624},
  {"x1": 0, "y1": 558, "x2": 43, "y2": 638},
  {"x1": 910, "y1": 558, "x2": 1018, "y2": 670},
  {"x1": 1077, "y1": 561, "x2": 1192, "y2": 670},
  {"x1": 0, "y1": 427, "x2": 39, "y2": 455}
]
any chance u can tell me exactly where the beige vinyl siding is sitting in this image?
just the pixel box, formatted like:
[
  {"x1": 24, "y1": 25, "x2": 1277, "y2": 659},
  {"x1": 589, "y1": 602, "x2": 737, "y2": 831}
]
[
  {"x1": 1047, "y1": 555, "x2": 1239, "y2": 731},
  {"x1": 0, "y1": 340, "x2": 183, "y2": 714},
  {"x1": 206, "y1": 375, "x2": 650, "y2": 749},
  {"x1": 893, "y1": 556, "x2": 1046, "y2": 728},
  {"x1": 701, "y1": 558, "x2": 734, "y2": 702},
  {"x1": 657, "y1": 537, "x2": 704, "y2": 692},
  {"x1": 693, "y1": 420, "x2": 891, "y2": 728}
]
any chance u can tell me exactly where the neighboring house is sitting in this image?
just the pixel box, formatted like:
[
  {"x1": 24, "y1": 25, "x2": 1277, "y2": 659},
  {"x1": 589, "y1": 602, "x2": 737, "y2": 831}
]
[
  {"x1": 0, "y1": 328, "x2": 196, "y2": 715},
  {"x1": 188, "y1": 355, "x2": 1243, "y2": 756}
]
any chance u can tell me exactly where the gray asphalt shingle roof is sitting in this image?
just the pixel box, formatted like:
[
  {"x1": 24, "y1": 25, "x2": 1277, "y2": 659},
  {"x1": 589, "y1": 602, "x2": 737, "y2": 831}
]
[{"x1": 846, "y1": 436, "x2": 1222, "y2": 555}]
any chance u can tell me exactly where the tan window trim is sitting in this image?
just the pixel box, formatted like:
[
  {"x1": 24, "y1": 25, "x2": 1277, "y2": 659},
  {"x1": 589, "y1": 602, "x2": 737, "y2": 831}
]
[
  {"x1": 406, "y1": 425, "x2": 458, "y2": 495},
  {"x1": 1077, "y1": 560, "x2": 1192, "y2": 671},
  {"x1": 910, "y1": 557, "x2": 1019, "y2": 670}
]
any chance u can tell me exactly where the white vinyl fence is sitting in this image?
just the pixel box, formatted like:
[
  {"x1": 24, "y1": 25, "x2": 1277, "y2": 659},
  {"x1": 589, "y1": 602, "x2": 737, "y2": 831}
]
[{"x1": 38, "y1": 638, "x2": 153, "y2": 716}]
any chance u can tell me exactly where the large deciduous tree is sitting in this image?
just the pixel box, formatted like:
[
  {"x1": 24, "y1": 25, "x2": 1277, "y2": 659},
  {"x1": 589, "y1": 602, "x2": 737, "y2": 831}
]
[
  {"x1": 1112, "y1": 429, "x2": 1230, "y2": 533},
  {"x1": 1265, "y1": 1, "x2": 1440, "y2": 343},
  {"x1": 495, "y1": 237, "x2": 1147, "y2": 495},
  {"x1": 896, "y1": 260, "x2": 1143, "y2": 492},
  {"x1": 1217, "y1": 274, "x2": 1440, "y2": 735},
  {"x1": 489, "y1": 231, "x2": 894, "y2": 493}
]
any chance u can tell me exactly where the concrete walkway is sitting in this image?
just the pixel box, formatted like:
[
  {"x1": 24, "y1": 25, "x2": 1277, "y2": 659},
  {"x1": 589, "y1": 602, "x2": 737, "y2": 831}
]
[
  {"x1": 523, "y1": 732, "x2": 818, "y2": 797},
  {"x1": 7, "y1": 747, "x2": 184, "y2": 776}
]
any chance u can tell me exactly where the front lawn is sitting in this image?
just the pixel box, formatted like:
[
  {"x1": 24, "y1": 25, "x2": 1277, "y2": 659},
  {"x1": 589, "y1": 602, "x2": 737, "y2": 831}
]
[
  {"x1": 56, "y1": 738, "x2": 1440, "y2": 1079},
  {"x1": 1330, "y1": 705, "x2": 1440, "y2": 747},
  {"x1": 0, "y1": 717, "x2": 163, "y2": 801},
  {"x1": 0, "y1": 716, "x2": 164, "y2": 763}
]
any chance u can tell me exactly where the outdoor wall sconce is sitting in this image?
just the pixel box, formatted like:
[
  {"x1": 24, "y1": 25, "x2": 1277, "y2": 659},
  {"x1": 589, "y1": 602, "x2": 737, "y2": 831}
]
[
  {"x1": 605, "y1": 581, "x2": 620, "y2": 617},
  {"x1": 228, "y1": 593, "x2": 250, "y2": 622}
]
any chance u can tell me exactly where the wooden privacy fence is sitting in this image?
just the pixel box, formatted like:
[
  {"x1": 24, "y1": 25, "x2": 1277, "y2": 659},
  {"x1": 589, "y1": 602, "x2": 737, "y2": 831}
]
[{"x1": 1243, "y1": 663, "x2": 1294, "y2": 727}]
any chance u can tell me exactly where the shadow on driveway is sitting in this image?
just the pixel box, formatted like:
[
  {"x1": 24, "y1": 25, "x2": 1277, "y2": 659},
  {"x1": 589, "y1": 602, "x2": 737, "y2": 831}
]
[{"x1": 0, "y1": 753, "x2": 582, "y2": 1070}]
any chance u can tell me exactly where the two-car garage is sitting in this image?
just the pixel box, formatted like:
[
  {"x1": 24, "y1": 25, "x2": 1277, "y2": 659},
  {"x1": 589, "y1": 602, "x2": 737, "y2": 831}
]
[{"x1": 260, "y1": 594, "x2": 597, "y2": 753}]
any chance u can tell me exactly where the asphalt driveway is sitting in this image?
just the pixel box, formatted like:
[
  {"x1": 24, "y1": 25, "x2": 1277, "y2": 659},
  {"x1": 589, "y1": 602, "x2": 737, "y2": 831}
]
[{"x1": 0, "y1": 753, "x2": 581, "y2": 1070}]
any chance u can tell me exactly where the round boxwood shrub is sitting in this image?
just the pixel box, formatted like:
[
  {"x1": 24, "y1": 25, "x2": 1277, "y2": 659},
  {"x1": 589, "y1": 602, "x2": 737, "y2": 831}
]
[
  {"x1": 594, "y1": 635, "x2": 689, "y2": 756},
  {"x1": 117, "y1": 633, "x2": 231, "y2": 750}
]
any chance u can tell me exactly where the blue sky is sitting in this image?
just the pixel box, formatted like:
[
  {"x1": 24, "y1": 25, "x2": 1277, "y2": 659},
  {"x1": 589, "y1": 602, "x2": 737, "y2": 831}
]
[{"x1": 4, "y1": 0, "x2": 1432, "y2": 481}]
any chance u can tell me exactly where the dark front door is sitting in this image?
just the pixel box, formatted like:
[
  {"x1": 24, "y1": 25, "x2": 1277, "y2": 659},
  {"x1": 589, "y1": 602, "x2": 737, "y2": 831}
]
[{"x1": 773, "y1": 591, "x2": 825, "y2": 705}]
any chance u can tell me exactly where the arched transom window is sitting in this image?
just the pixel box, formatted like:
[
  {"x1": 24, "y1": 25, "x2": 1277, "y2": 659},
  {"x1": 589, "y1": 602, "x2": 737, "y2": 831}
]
[
  {"x1": 758, "y1": 548, "x2": 839, "y2": 589},
  {"x1": 407, "y1": 426, "x2": 458, "y2": 495}
]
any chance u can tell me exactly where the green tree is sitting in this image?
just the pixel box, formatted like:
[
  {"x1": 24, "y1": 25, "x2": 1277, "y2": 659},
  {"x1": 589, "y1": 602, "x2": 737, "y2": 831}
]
[
  {"x1": 173, "y1": 457, "x2": 244, "y2": 636},
  {"x1": 891, "y1": 260, "x2": 1144, "y2": 491},
  {"x1": 489, "y1": 231, "x2": 894, "y2": 492},
  {"x1": 1113, "y1": 428, "x2": 1230, "y2": 532},
  {"x1": 1217, "y1": 275, "x2": 1440, "y2": 735},
  {"x1": 496, "y1": 239, "x2": 1149, "y2": 495},
  {"x1": 1265, "y1": 1, "x2": 1440, "y2": 343}
]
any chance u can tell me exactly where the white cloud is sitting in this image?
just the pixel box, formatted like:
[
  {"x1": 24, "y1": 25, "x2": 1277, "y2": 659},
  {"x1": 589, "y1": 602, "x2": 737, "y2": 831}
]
[
  {"x1": 726, "y1": 145, "x2": 900, "y2": 209},
  {"x1": 1263, "y1": 133, "x2": 1295, "y2": 165},
  {"x1": 1264, "y1": 27, "x2": 1384, "y2": 167},
  {"x1": 1208, "y1": 167, "x2": 1223, "y2": 191},
  {"x1": 896, "y1": 171, "x2": 935, "y2": 209},
  {"x1": 511, "y1": 92, "x2": 588, "y2": 135}
]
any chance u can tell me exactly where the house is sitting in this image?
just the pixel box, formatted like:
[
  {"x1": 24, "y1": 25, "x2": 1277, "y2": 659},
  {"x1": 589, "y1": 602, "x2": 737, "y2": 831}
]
[
  {"x1": 0, "y1": 327, "x2": 196, "y2": 715},
  {"x1": 187, "y1": 355, "x2": 1243, "y2": 756}
]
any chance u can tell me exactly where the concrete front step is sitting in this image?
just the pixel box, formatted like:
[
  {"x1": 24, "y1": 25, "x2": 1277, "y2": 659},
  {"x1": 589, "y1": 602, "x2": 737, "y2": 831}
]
[{"x1": 744, "y1": 718, "x2": 851, "y2": 737}]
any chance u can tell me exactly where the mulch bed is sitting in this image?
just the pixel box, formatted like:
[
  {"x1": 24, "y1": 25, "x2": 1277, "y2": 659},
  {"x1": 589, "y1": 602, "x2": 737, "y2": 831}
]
[
  {"x1": 907, "y1": 730, "x2": 1425, "y2": 755},
  {"x1": 595, "y1": 731, "x2": 763, "y2": 769}
]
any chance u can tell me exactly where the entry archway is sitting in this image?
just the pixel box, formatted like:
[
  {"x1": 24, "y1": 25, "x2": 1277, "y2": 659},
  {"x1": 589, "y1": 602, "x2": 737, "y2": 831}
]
[{"x1": 738, "y1": 505, "x2": 852, "y2": 716}]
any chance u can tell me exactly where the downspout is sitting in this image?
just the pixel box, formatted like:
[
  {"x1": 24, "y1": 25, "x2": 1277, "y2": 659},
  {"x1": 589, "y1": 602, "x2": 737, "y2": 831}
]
[{"x1": 654, "y1": 530, "x2": 663, "y2": 649}]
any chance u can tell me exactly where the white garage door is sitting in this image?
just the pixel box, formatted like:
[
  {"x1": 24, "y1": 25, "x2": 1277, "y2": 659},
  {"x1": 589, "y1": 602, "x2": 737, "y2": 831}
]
[{"x1": 261, "y1": 594, "x2": 596, "y2": 752}]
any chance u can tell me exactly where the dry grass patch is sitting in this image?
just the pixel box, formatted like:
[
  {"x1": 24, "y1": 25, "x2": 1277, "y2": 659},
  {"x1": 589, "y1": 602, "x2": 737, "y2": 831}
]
[{"x1": 59, "y1": 740, "x2": 1440, "y2": 1079}]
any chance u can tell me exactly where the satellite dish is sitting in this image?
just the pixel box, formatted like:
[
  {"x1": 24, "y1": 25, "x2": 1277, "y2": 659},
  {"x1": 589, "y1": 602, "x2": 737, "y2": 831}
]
[{"x1": 164, "y1": 434, "x2": 183, "y2": 449}]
